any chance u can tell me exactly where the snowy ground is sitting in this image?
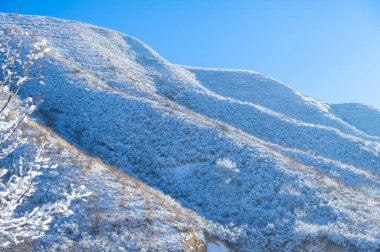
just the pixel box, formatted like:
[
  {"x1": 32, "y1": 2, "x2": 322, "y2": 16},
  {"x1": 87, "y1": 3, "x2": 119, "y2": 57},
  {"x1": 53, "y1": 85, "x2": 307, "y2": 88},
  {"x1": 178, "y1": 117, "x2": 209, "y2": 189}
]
[
  {"x1": 7, "y1": 118, "x2": 222, "y2": 251},
  {"x1": 330, "y1": 103, "x2": 380, "y2": 138},
  {"x1": 0, "y1": 13, "x2": 379, "y2": 251}
]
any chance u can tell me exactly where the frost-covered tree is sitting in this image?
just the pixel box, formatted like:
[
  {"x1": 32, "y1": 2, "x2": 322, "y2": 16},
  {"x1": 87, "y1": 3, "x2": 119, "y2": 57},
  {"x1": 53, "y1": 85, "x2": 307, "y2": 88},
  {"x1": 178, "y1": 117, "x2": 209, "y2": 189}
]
[{"x1": 0, "y1": 26, "x2": 90, "y2": 248}]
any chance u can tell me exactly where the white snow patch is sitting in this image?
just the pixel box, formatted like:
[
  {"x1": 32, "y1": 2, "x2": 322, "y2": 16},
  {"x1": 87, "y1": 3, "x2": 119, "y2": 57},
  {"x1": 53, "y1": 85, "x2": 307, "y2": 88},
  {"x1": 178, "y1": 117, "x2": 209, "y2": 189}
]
[
  {"x1": 216, "y1": 158, "x2": 239, "y2": 173},
  {"x1": 207, "y1": 241, "x2": 231, "y2": 252}
]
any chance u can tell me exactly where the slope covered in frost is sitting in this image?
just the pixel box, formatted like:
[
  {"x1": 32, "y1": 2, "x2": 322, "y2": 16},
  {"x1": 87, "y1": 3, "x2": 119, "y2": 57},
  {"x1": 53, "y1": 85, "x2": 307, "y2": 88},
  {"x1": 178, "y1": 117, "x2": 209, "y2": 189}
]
[
  {"x1": 1, "y1": 13, "x2": 379, "y2": 251},
  {"x1": 330, "y1": 103, "x2": 380, "y2": 138},
  {"x1": 6, "y1": 118, "x2": 217, "y2": 251}
]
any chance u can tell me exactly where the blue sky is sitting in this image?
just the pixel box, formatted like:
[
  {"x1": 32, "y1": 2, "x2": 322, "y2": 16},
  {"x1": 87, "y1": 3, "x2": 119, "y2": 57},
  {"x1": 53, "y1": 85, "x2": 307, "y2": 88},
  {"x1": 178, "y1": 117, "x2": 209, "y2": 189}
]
[{"x1": 1, "y1": 0, "x2": 380, "y2": 108}]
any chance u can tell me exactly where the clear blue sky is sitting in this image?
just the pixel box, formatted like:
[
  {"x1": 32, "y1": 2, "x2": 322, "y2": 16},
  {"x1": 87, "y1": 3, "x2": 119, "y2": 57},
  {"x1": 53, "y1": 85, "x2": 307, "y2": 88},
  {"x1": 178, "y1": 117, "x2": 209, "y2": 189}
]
[{"x1": 1, "y1": 0, "x2": 380, "y2": 108}]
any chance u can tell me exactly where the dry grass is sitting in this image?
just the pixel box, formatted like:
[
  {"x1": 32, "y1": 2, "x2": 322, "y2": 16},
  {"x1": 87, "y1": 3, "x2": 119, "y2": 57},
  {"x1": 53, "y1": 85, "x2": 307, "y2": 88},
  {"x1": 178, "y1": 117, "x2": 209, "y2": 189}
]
[{"x1": 22, "y1": 116, "x2": 212, "y2": 250}]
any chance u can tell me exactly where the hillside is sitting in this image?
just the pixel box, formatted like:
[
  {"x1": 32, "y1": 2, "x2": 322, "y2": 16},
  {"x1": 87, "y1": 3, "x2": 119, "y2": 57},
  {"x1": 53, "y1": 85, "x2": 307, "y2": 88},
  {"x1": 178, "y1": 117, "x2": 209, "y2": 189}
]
[
  {"x1": 0, "y1": 13, "x2": 379, "y2": 251},
  {"x1": 330, "y1": 103, "x2": 380, "y2": 138},
  {"x1": 11, "y1": 118, "x2": 213, "y2": 251}
]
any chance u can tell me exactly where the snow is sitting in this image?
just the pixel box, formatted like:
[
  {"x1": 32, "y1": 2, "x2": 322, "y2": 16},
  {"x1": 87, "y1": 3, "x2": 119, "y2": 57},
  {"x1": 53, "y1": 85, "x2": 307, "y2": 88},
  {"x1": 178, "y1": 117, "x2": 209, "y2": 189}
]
[
  {"x1": 0, "y1": 27, "x2": 89, "y2": 248},
  {"x1": 216, "y1": 158, "x2": 239, "y2": 173},
  {"x1": 0, "y1": 13, "x2": 379, "y2": 251},
  {"x1": 207, "y1": 241, "x2": 231, "y2": 252},
  {"x1": 10, "y1": 119, "x2": 210, "y2": 251},
  {"x1": 330, "y1": 103, "x2": 380, "y2": 138}
]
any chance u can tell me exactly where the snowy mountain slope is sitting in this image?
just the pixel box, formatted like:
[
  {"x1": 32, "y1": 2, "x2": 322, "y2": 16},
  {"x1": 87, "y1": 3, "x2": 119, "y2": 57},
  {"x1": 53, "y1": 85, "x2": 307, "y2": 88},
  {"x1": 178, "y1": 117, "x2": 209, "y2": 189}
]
[
  {"x1": 10, "y1": 118, "x2": 226, "y2": 251},
  {"x1": 330, "y1": 103, "x2": 380, "y2": 138},
  {"x1": 6, "y1": 14, "x2": 380, "y2": 175},
  {"x1": 183, "y1": 66, "x2": 373, "y2": 138},
  {"x1": 1, "y1": 13, "x2": 380, "y2": 251}
]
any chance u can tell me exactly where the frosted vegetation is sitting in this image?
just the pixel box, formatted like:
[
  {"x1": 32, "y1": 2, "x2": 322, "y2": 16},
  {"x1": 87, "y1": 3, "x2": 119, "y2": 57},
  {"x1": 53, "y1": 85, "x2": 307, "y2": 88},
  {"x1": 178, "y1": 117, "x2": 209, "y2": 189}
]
[
  {"x1": 0, "y1": 25, "x2": 89, "y2": 249},
  {"x1": 0, "y1": 13, "x2": 379, "y2": 251},
  {"x1": 330, "y1": 103, "x2": 380, "y2": 138}
]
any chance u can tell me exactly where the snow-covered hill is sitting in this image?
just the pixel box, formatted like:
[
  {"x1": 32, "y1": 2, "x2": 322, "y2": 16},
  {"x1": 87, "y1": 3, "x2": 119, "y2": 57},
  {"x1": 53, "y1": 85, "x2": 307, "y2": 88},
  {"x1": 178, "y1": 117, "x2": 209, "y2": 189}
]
[
  {"x1": 1, "y1": 13, "x2": 379, "y2": 251},
  {"x1": 330, "y1": 103, "x2": 380, "y2": 138},
  {"x1": 13, "y1": 119, "x2": 213, "y2": 251}
]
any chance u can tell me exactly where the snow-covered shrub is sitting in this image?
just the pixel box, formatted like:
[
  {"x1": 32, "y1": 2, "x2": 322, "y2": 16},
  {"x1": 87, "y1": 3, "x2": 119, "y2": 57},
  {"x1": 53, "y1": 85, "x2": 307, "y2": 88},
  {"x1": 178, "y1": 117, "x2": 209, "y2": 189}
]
[{"x1": 0, "y1": 26, "x2": 90, "y2": 248}]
